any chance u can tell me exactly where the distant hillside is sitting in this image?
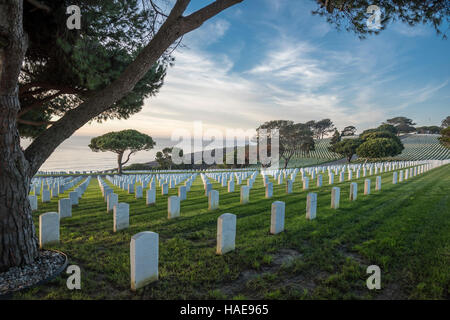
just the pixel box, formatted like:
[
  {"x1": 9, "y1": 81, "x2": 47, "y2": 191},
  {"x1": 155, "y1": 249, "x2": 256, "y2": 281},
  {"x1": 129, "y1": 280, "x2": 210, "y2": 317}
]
[{"x1": 392, "y1": 134, "x2": 450, "y2": 160}]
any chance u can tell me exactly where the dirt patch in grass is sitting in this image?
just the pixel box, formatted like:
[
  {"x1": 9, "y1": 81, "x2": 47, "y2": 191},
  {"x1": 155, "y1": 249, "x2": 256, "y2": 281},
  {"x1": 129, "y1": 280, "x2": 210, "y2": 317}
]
[{"x1": 219, "y1": 248, "x2": 306, "y2": 298}]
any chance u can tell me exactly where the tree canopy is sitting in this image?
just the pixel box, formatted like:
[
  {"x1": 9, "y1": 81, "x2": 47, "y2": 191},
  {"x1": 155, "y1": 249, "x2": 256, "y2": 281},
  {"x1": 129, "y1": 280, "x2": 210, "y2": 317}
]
[
  {"x1": 330, "y1": 129, "x2": 341, "y2": 145},
  {"x1": 385, "y1": 116, "x2": 416, "y2": 135},
  {"x1": 357, "y1": 129, "x2": 404, "y2": 159},
  {"x1": 313, "y1": 0, "x2": 450, "y2": 39},
  {"x1": 416, "y1": 126, "x2": 442, "y2": 134},
  {"x1": 308, "y1": 119, "x2": 335, "y2": 139},
  {"x1": 89, "y1": 129, "x2": 155, "y2": 173},
  {"x1": 328, "y1": 138, "x2": 362, "y2": 162},
  {"x1": 18, "y1": 0, "x2": 169, "y2": 138},
  {"x1": 257, "y1": 120, "x2": 315, "y2": 169},
  {"x1": 341, "y1": 125, "x2": 357, "y2": 136},
  {"x1": 439, "y1": 127, "x2": 450, "y2": 149},
  {"x1": 441, "y1": 116, "x2": 450, "y2": 128},
  {"x1": 155, "y1": 147, "x2": 183, "y2": 170}
]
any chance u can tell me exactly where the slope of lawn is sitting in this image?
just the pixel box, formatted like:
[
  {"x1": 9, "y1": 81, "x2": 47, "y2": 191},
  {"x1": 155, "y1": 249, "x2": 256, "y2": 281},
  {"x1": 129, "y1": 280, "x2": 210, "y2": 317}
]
[
  {"x1": 13, "y1": 164, "x2": 450, "y2": 300},
  {"x1": 394, "y1": 134, "x2": 450, "y2": 161}
]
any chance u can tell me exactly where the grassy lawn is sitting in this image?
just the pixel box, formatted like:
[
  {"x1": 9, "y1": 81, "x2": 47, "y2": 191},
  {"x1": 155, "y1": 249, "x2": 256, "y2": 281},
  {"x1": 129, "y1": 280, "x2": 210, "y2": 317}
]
[{"x1": 14, "y1": 164, "x2": 450, "y2": 300}]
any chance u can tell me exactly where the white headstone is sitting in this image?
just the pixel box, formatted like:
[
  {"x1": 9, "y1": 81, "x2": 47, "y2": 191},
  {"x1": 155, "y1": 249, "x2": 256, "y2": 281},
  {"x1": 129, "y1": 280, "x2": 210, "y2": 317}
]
[
  {"x1": 306, "y1": 193, "x2": 317, "y2": 220},
  {"x1": 228, "y1": 180, "x2": 235, "y2": 192},
  {"x1": 350, "y1": 182, "x2": 357, "y2": 201},
  {"x1": 375, "y1": 176, "x2": 381, "y2": 191},
  {"x1": 204, "y1": 183, "x2": 212, "y2": 196},
  {"x1": 107, "y1": 193, "x2": 118, "y2": 212},
  {"x1": 216, "y1": 213, "x2": 236, "y2": 255},
  {"x1": 303, "y1": 178, "x2": 309, "y2": 190},
  {"x1": 270, "y1": 201, "x2": 285, "y2": 235},
  {"x1": 265, "y1": 182, "x2": 273, "y2": 198},
  {"x1": 130, "y1": 231, "x2": 159, "y2": 291},
  {"x1": 339, "y1": 171, "x2": 344, "y2": 183},
  {"x1": 364, "y1": 179, "x2": 371, "y2": 195},
  {"x1": 317, "y1": 175, "x2": 322, "y2": 187},
  {"x1": 240, "y1": 186, "x2": 250, "y2": 204},
  {"x1": 178, "y1": 186, "x2": 187, "y2": 201},
  {"x1": 286, "y1": 179, "x2": 293, "y2": 194},
  {"x1": 392, "y1": 172, "x2": 398, "y2": 184},
  {"x1": 28, "y1": 195, "x2": 38, "y2": 211},
  {"x1": 135, "y1": 185, "x2": 143, "y2": 199},
  {"x1": 331, "y1": 187, "x2": 340, "y2": 209},
  {"x1": 58, "y1": 198, "x2": 72, "y2": 218},
  {"x1": 39, "y1": 212, "x2": 60, "y2": 248},
  {"x1": 161, "y1": 183, "x2": 168, "y2": 195},
  {"x1": 42, "y1": 190, "x2": 51, "y2": 203},
  {"x1": 168, "y1": 196, "x2": 180, "y2": 219},
  {"x1": 114, "y1": 203, "x2": 129, "y2": 232},
  {"x1": 208, "y1": 190, "x2": 219, "y2": 210},
  {"x1": 69, "y1": 191, "x2": 78, "y2": 205},
  {"x1": 146, "y1": 189, "x2": 156, "y2": 206}
]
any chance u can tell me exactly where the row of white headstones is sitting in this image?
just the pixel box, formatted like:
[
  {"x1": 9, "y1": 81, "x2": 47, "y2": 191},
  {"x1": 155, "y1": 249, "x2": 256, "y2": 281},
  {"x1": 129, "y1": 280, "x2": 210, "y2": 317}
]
[
  {"x1": 34, "y1": 176, "x2": 91, "y2": 249},
  {"x1": 35, "y1": 159, "x2": 449, "y2": 291}
]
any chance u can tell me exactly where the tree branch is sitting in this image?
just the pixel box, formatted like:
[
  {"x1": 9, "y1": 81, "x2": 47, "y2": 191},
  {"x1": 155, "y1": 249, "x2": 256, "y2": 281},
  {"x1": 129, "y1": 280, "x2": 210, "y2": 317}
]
[
  {"x1": 181, "y1": 0, "x2": 244, "y2": 34},
  {"x1": 25, "y1": 0, "x2": 51, "y2": 13},
  {"x1": 17, "y1": 118, "x2": 54, "y2": 126},
  {"x1": 121, "y1": 150, "x2": 135, "y2": 166},
  {"x1": 18, "y1": 91, "x2": 61, "y2": 117}
]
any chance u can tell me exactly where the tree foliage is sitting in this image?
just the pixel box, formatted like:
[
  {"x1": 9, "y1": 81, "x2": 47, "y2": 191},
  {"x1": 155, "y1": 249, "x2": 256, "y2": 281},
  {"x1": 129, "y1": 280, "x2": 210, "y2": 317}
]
[
  {"x1": 330, "y1": 129, "x2": 341, "y2": 145},
  {"x1": 155, "y1": 147, "x2": 183, "y2": 170},
  {"x1": 257, "y1": 120, "x2": 315, "y2": 168},
  {"x1": 341, "y1": 125, "x2": 356, "y2": 136},
  {"x1": 356, "y1": 137, "x2": 404, "y2": 158},
  {"x1": 89, "y1": 129, "x2": 155, "y2": 173},
  {"x1": 357, "y1": 128, "x2": 404, "y2": 159},
  {"x1": 439, "y1": 127, "x2": 450, "y2": 149},
  {"x1": 313, "y1": 0, "x2": 450, "y2": 39},
  {"x1": 19, "y1": 0, "x2": 169, "y2": 138},
  {"x1": 308, "y1": 119, "x2": 335, "y2": 139},
  {"x1": 328, "y1": 138, "x2": 362, "y2": 162},
  {"x1": 385, "y1": 116, "x2": 416, "y2": 134},
  {"x1": 441, "y1": 116, "x2": 450, "y2": 128},
  {"x1": 416, "y1": 126, "x2": 442, "y2": 134}
]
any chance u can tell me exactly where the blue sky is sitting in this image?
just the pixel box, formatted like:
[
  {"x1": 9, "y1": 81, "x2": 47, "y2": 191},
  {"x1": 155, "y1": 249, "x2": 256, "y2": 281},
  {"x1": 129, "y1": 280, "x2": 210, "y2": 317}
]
[{"x1": 75, "y1": 0, "x2": 450, "y2": 138}]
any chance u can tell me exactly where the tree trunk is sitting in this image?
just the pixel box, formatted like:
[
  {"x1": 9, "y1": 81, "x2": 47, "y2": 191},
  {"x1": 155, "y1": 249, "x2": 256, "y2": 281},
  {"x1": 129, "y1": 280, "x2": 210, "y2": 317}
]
[
  {"x1": 117, "y1": 152, "x2": 124, "y2": 174},
  {"x1": 0, "y1": 94, "x2": 38, "y2": 272}
]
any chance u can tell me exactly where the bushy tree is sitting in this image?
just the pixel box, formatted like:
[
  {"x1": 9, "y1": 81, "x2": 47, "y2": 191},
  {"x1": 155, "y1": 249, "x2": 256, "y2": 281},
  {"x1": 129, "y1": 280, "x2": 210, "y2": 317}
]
[
  {"x1": 155, "y1": 147, "x2": 183, "y2": 170},
  {"x1": 416, "y1": 126, "x2": 441, "y2": 134},
  {"x1": 357, "y1": 138, "x2": 404, "y2": 159},
  {"x1": 341, "y1": 125, "x2": 356, "y2": 136},
  {"x1": 18, "y1": 0, "x2": 169, "y2": 138},
  {"x1": 357, "y1": 129, "x2": 404, "y2": 159},
  {"x1": 89, "y1": 130, "x2": 155, "y2": 174},
  {"x1": 376, "y1": 124, "x2": 397, "y2": 135},
  {"x1": 328, "y1": 138, "x2": 362, "y2": 163},
  {"x1": 441, "y1": 116, "x2": 450, "y2": 128},
  {"x1": 330, "y1": 129, "x2": 341, "y2": 145},
  {"x1": 439, "y1": 127, "x2": 450, "y2": 149},
  {"x1": 257, "y1": 120, "x2": 315, "y2": 169},
  {"x1": 308, "y1": 119, "x2": 335, "y2": 139},
  {"x1": 385, "y1": 117, "x2": 416, "y2": 135}
]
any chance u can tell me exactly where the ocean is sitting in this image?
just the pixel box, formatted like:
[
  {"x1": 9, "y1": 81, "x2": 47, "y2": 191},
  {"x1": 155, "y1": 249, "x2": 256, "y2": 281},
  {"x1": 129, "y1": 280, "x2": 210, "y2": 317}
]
[
  {"x1": 20, "y1": 136, "x2": 252, "y2": 172},
  {"x1": 20, "y1": 136, "x2": 177, "y2": 172}
]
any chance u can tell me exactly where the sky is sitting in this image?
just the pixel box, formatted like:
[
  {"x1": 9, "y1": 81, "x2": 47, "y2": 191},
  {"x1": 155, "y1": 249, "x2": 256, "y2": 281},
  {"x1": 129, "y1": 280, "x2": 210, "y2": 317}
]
[{"x1": 72, "y1": 0, "x2": 449, "y2": 140}]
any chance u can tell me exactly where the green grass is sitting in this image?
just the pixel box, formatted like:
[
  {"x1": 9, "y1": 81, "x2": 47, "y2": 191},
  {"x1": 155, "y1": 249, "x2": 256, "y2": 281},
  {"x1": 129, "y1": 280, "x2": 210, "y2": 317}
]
[
  {"x1": 13, "y1": 164, "x2": 450, "y2": 300},
  {"x1": 393, "y1": 134, "x2": 450, "y2": 160}
]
